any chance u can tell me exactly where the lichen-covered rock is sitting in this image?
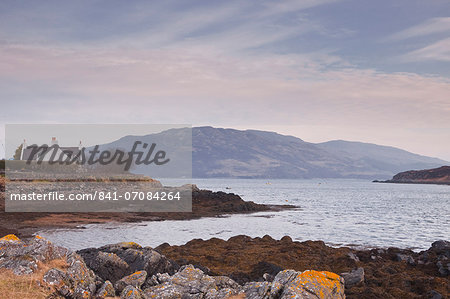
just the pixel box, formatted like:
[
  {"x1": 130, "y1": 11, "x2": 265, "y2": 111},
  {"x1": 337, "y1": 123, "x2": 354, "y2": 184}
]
[
  {"x1": 115, "y1": 270, "x2": 147, "y2": 293},
  {"x1": 241, "y1": 281, "x2": 271, "y2": 298},
  {"x1": 43, "y1": 268, "x2": 67, "y2": 287},
  {"x1": 143, "y1": 265, "x2": 240, "y2": 299},
  {"x1": 121, "y1": 285, "x2": 143, "y2": 299},
  {"x1": 81, "y1": 250, "x2": 130, "y2": 283},
  {"x1": 0, "y1": 235, "x2": 68, "y2": 275},
  {"x1": 77, "y1": 242, "x2": 178, "y2": 283},
  {"x1": 43, "y1": 268, "x2": 72, "y2": 297},
  {"x1": 66, "y1": 253, "x2": 98, "y2": 298},
  {"x1": 270, "y1": 269, "x2": 345, "y2": 299},
  {"x1": 0, "y1": 234, "x2": 21, "y2": 242},
  {"x1": 95, "y1": 280, "x2": 115, "y2": 298},
  {"x1": 267, "y1": 269, "x2": 297, "y2": 297},
  {"x1": 340, "y1": 267, "x2": 364, "y2": 288},
  {"x1": 0, "y1": 256, "x2": 38, "y2": 275}
]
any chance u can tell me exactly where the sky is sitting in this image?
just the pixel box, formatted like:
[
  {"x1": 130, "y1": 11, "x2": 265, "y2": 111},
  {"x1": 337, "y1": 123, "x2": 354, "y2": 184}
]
[{"x1": 0, "y1": 0, "x2": 449, "y2": 160}]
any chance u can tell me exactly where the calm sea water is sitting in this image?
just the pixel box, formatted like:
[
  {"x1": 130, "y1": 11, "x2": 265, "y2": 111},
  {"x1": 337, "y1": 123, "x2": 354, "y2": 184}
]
[{"x1": 38, "y1": 179, "x2": 450, "y2": 251}]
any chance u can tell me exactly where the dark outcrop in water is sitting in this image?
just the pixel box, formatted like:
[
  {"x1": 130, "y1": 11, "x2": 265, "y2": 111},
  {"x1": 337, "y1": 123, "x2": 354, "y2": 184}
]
[{"x1": 376, "y1": 165, "x2": 450, "y2": 185}]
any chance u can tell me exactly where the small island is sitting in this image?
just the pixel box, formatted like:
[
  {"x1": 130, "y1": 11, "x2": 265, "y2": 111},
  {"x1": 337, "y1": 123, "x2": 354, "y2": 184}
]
[{"x1": 374, "y1": 166, "x2": 450, "y2": 185}]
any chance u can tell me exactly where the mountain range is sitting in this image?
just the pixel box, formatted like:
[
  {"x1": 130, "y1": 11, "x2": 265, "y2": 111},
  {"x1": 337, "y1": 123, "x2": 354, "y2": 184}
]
[{"x1": 97, "y1": 126, "x2": 448, "y2": 179}]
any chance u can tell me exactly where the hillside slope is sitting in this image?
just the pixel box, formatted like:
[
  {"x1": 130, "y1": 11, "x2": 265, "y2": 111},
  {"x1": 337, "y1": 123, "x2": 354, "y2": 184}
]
[{"x1": 96, "y1": 127, "x2": 448, "y2": 179}]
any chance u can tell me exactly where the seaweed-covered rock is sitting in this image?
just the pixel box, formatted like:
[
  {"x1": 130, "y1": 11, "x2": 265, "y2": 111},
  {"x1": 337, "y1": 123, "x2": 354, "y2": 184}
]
[
  {"x1": 340, "y1": 267, "x2": 364, "y2": 288},
  {"x1": 431, "y1": 240, "x2": 450, "y2": 256}
]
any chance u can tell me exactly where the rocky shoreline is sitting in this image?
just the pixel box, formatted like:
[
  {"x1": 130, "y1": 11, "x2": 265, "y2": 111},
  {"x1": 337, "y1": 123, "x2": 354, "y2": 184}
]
[
  {"x1": 0, "y1": 178, "x2": 295, "y2": 238},
  {"x1": 158, "y1": 236, "x2": 449, "y2": 298},
  {"x1": 0, "y1": 234, "x2": 448, "y2": 298},
  {"x1": 1, "y1": 234, "x2": 346, "y2": 299}
]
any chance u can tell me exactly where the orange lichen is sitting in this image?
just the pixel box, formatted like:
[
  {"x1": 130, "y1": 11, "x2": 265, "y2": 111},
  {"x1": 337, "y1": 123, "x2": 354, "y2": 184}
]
[
  {"x1": 119, "y1": 241, "x2": 142, "y2": 249},
  {"x1": 0, "y1": 234, "x2": 21, "y2": 242},
  {"x1": 129, "y1": 271, "x2": 142, "y2": 277},
  {"x1": 287, "y1": 270, "x2": 344, "y2": 299}
]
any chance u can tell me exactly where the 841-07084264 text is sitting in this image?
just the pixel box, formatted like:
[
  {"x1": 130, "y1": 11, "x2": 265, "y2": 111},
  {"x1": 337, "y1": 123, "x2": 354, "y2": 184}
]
[{"x1": 9, "y1": 191, "x2": 182, "y2": 201}]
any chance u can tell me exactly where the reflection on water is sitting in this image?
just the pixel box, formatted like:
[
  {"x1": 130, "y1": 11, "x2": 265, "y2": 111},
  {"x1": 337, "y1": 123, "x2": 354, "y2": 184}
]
[{"x1": 39, "y1": 179, "x2": 450, "y2": 251}]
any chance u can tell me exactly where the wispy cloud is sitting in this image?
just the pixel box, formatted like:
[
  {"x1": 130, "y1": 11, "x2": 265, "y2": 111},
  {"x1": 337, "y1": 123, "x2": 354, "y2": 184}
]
[
  {"x1": 401, "y1": 37, "x2": 450, "y2": 62},
  {"x1": 388, "y1": 17, "x2": 450, "y2": 40},
  {"x1": 387, "y1": 17, "x2": 450, "y2": 63}
]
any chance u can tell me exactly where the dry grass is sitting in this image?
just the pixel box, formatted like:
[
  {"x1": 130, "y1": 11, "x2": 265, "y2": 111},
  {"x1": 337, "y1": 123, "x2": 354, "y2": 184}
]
[{"x1": 0, "y1": 259, "x2": 67, "y2": 299}]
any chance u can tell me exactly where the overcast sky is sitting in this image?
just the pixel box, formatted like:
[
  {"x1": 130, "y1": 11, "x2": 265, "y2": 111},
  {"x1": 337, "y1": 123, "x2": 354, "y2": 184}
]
[{"x1": 0, "y1": 0, "x2": 449, "y2": 160}]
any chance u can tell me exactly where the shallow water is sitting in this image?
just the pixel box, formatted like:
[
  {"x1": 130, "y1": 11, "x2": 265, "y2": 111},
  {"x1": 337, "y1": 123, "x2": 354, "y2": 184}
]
[{"x1": 38, "y1": 179, "x2": 450, "y2": 251}]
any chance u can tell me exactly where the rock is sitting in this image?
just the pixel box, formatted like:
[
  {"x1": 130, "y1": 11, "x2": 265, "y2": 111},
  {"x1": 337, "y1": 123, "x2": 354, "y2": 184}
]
[
  {"x1": 418, "y1": 252, "x2": 430, "y2": 264},
  {"x1": 270, "y1": 269, "x2": 345, "y2": 299},
  {"x1": 340, "y1": 267, "x2": 365, "y2": 288},
  {"x1": 241, "y1": 281, "x2": 271, "y2": 298},
  {"x1": 96, "y1": 281, "x2": 115, "y2": 298},
  {"x1": 66, "y1": 253, "x2": 97, "y2": 298},
  {"x1": 121, "y1": 285, "x2": 143, "y2": 299},
  {"x1": 262, "y1": 273, "x2": 275, "y2": 282},
  {"x1": 431, "y1": 240, "x2": 450, "y2": 257},
  {"x1": 143, "y1": 265, "x2": 240, "y2": 298},
  {"x1": 347, "y1": 251, "x2": 360, "y2": 262},
  {"x1": 43, "y1": 268, "x2": 72, "y2": 297},
  {"x1": 77, "y1": 242, "x2": 178, "y2": 283},
  {"x1": 0, "y1": 256, "x2": 38, "y2": 275},
  {"x1": 428, "y1": 290, "x2": 443, "y2": 299},
  {"x1": 268, "y1": 269, "x2": 297, "y2": 297},
  {"x1": 0, "y1": 234, "x2": 21, "y2": 242},
  {"x1": 436, "y1": 261, "x2": 449, "y2": 276},
  {"x1": 43, "y1": 268, "x2": 67, "y2": 287},
  {"x1": 250, "y1": 261, "x2": 283, "y2": 282},
  {"x1": 396, "y1": 253, "x2": 416, "y2": 265},
  {"x1": 115, "y1": 270, "x2": 147, "y2": 293},
  {"x1": 77, "y1": 249, "x2": 130, "y2": 283},
  {"x1": 0, "y1": 235, "x2": 68, "y2": 275},
  {"x1": 143, "y1": 274, "x2": 160, "y2": 288}
]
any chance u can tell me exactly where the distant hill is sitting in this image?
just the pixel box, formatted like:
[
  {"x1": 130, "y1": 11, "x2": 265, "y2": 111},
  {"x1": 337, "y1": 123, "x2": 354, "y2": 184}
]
[
  {"x1": 316, "y1": 140, "x2": 447, "y2": 178},
  {"x1": 379, "y1": 166, "x2": 450, "y2": 185},
  {"x1": 96, "y1": 126, "x2": 449, "y2": 179}
]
